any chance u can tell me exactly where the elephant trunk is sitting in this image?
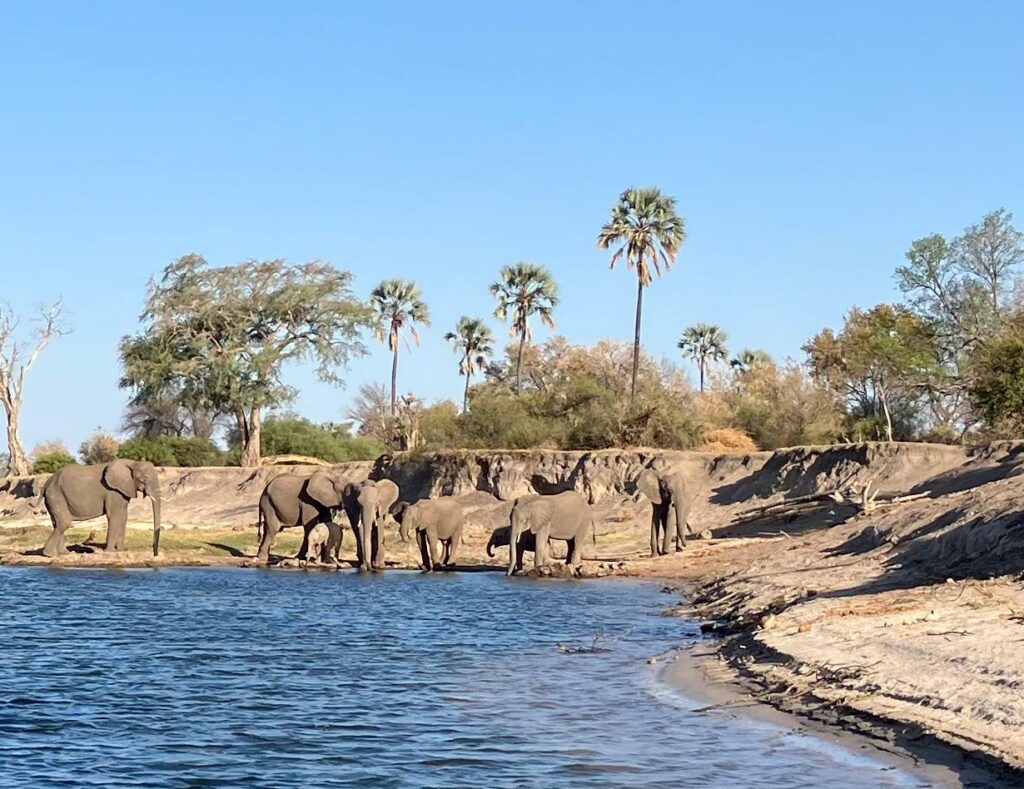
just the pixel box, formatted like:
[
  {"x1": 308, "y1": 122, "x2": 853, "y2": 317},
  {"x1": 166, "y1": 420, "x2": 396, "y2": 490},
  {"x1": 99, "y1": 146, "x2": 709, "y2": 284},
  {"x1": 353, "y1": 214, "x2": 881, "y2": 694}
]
[
  {"x1": 486, "y1": 537, "x2": 495, "y2": 558},
  {"x1": 150, "y1": 483, "x2": 162, "y2": 557},
  {"x1": 399, "y1": 521, "x2": 410, "y2": 543}
]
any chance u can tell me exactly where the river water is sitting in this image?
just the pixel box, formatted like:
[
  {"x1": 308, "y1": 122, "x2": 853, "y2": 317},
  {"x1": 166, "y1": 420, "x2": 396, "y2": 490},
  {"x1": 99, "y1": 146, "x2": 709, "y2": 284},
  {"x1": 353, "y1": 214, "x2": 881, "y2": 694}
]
[{"x1": 0, "y1": 567, "x2": 930, "y2": 788}]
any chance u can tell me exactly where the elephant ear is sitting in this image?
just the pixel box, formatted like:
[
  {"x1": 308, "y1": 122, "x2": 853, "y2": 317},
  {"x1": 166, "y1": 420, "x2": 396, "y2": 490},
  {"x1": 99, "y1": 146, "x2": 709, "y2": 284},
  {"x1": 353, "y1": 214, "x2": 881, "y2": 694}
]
[
  {"x1": 376, "y1": 480, "x2": 400, "y2": 512},
  {"x1": 103, "y1": 460, "x2": 136, "y2": 499},
  {"x1": 391, "y1": 501, "x2": 410, "y2": 523},
  {"x1": 636, "y1": 470, "x2": 663, "y2": 504},
  {"x1": 306, "y1": 473, "x2": 339, "y2": 508}
]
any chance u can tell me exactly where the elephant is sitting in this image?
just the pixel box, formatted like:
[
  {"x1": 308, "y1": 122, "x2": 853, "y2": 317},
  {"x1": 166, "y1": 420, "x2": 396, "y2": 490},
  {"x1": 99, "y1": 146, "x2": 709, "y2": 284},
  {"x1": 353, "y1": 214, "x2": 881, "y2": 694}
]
[
  {"x1": 305, "y1": 523, "x2": 330, "y2": 563},
  {"x1": 255, "y1": 471, "x2": 356, "y2": 562},
  {"x1": 636, "y1": 467, "x2": 692, "y2": 557},
  {"x1": 341, "y1": 479, "x2": 400, "y2": 571},
  {"x1": 394, "y1": 498, "x2": 464, "y2": 571},
  {"x1": 486, "y1": 525, "x2": 538, "y2": 573},
  {"x1": 506, "y1": 490, "x2": 595, "y2": 576},
  {"x1": 41, "y1": 460, "x2": 162, "y2": 557}
]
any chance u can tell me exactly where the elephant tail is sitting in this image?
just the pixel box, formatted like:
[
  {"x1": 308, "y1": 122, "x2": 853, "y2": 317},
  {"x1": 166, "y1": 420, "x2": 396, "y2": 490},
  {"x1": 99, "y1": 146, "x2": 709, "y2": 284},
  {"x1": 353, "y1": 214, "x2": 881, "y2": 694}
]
[{"x1": 256, "y1": 507, "x2": 265, "y2": 547}]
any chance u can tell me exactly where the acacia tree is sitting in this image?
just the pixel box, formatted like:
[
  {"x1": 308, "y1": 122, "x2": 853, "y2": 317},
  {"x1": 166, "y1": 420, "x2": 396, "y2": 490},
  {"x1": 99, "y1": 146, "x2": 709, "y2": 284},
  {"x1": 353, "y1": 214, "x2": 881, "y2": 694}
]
[
  {"x1": 597, "y1": 187, "x2": 686, "y2": 401},
  {"x1": 445, "y1": 317, "x2": 494, "y2": 413},
  {"x1": 0, "y1": 301, "x2": 67, "y2": 476},
  {"x1": 490, "y1": 262, "x2": 559, "y2": 395},
  {"x1": 678, "y1": 323, "x2": 728, "y2": 392},
  {"x1": 369, "y1": 279, "x2": 430, "y2": 415},
  {"x1": 804, "y1": 304, "x2": 938, "y2": 442},
  {"x1": 120, "y1": 255, "x2": 371, "y2": 467}
]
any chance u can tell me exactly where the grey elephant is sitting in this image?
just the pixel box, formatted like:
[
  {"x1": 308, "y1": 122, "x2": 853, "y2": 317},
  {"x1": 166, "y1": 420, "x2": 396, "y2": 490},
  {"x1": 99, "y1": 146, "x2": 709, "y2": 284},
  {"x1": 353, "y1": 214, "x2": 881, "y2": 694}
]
[
  {"x1": 394, "y1": 498, "x2": 464, "y2": 571},
  {"x1": 304, "y1": 523, "x2": 330, "y2": 563},
  {"x1": 255, "y1": 471, "x2": 356, "y2": 562},
  {"x1": 636, "y1": 467, "x2": 692, "y2": 557},
  {"x1": 506, "y1": 490, "x2": 595, "y2": 576},
  {"x1": 41, "y1": 460, "x2": 162, "y2": 557},
  {"x1": 342, "y1": 479, "x2": 400, "y2": 571},
  {"x1": 486, "y1": 525, "x2": 538, "y2": 573}
]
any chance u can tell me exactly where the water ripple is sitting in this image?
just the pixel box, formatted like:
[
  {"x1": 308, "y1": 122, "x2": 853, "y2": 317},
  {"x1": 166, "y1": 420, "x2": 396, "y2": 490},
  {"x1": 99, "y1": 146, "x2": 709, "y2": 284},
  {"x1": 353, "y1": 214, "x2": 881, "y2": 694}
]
[{"x1": 0, "y1": 568, "x2": 922, "y2": 788}]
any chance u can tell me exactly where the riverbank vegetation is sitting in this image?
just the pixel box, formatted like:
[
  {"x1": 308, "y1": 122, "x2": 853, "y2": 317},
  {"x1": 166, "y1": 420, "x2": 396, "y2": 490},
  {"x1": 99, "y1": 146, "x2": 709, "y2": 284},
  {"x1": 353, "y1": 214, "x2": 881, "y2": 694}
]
[{"x1": 1, "y1": 194, "x2": 1022, "y2": 472}]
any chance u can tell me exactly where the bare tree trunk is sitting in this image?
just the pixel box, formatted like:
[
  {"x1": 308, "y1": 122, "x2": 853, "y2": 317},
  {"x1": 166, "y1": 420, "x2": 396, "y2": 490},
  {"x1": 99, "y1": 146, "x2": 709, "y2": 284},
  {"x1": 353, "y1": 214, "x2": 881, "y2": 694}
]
[
  {"x1": 699, "y1": 361, "x2": 705, "y2": 393},
  {"x1": 515, "y1": 325, "x2": 527, "y2": 395},
  {"x1": 463, "y1": 369, "x2": 471, "y2": 414},
  {"x1": 238, "y1": 406, "x2": 263, "y2": 467},
  {"x1": 630, "y1": 278, "x2": 644, "y2": 402},
  {"x1": 880, "y1": 388, "x2": 893, "y2": 442},
  {"x1": 390, "y1": 345, "x2": 399, "y2": 417},
  {"x1": 5, "y1": 407, "x2": 28, "y2": 476}
]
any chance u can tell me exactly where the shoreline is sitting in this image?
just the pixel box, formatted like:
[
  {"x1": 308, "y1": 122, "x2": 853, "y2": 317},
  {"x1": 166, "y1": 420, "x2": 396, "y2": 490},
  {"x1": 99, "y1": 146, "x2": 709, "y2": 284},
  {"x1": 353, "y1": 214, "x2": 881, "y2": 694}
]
[{"x1": 658, "y1": 636, "x2": 999, "y2": 787}]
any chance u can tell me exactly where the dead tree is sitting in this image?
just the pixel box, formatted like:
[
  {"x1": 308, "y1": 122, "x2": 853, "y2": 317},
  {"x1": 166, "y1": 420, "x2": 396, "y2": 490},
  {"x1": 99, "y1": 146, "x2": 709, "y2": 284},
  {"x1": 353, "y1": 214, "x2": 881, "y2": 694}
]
[{"x1": 0, "y1": 301, "x2": 67, "y2": 476}]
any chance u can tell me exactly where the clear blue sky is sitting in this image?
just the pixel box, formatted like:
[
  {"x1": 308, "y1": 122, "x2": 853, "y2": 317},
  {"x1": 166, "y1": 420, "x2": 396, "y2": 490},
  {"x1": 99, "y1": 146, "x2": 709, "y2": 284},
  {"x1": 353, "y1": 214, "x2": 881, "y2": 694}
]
[{"x1": 1, "y1": 1, "x2": 1022, "y2": 452}]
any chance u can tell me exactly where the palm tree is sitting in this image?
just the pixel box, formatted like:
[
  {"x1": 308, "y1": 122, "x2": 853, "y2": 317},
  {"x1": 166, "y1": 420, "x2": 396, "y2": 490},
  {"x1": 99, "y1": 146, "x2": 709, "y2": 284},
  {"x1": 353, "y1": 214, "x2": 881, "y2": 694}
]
[
  {"x1": 490, "y1": 262, "x2": 559, "y2": 394},
  {"x1": 597, "y1": 187, "x2": 686, "y2": 401},
  {"x1": 678, "y1": 323, "x2": 729, "y2": 392},
  {"x1": 729, "y1": 348, "x2": 773, "y2": 374},
  {"x1": 370, "y1": 279, "x2": 431, "y2": 416},
  {"x1": 445, "y1": 317, "x2": 495, "y2": 413}
]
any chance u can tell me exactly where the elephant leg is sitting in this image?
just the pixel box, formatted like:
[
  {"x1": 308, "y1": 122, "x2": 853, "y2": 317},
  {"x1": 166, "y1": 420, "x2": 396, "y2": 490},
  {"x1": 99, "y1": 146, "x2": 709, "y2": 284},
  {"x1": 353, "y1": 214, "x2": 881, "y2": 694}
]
[
  {"x1": 516, "y1": 537, "x2": 526, "y2": 572},
  {"x1": 674, "y1": 508, "x2": 688, "y2": 551},
  {"x1": 105, "y1": 499, "x2": 129, "y2": 551},
  {"x1": 425, "y1": 529, "x2": 438, "y2": 571},
  {"x1": 42, "y1": 501, "x2": 72, "y2": 557},
  {"x1": 649, "y1": 507, "x2": 660, "y2": 558},
  {"x1": 662, "y1": 505, "x2": 675, "y2": 555},
  {"x1": 534, "y1": 529, "x2": 548, "y2": 569},
  {"x1": 416, "y1": 530, "x2": 430, "y2": 571},
  {"x1": 257, "y1": 512, "x2": 283, "y2": 562},
  {"x1": 372, "y1": 524, "x2": 386, "y2": 570},
  {"x1": 568, "y1": 536, "x2": 582, "y2": 566},
  {"x1": 447, "y1": 527, "x2": 462, "y2": 567}
]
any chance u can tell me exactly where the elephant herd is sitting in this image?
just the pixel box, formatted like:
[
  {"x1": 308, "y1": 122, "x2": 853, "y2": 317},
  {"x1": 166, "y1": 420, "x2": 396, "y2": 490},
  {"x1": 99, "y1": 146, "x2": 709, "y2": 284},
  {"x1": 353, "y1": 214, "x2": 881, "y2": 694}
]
[{"x1": 37, "y1": 461, "x2": 695, "y2": 573}]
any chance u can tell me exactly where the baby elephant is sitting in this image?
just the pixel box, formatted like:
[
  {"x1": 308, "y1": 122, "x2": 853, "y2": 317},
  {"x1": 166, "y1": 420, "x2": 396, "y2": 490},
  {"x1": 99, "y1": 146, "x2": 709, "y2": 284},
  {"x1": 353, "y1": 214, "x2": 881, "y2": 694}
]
[
  {"x1": 486, "y1": 525, "x2": 539, "y2": 573},
  {"x1": 394, "y1": 498, "x2": 463, "y2": 572},
  {"x1": 303, "y1": 522, "x2": 344, "y2": 564}
]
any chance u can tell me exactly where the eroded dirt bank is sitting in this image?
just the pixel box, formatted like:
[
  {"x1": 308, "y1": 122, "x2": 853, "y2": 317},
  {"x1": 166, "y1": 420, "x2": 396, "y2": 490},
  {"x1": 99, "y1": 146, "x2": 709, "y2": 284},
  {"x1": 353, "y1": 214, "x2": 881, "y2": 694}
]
[{"x1": 3, "y1": 442, "x2": 1024, "y2": 779}]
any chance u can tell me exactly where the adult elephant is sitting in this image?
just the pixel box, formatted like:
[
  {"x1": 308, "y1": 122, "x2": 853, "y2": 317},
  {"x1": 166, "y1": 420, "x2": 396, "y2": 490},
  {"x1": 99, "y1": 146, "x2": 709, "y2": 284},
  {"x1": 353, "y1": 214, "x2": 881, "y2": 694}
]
[
  {"x1": 41, "y1": 460, "x2": 162, "y2": 557},
  {"x1": 342, "y1": 479, "x2": 400, "y2": 571},
  {"x1": 255, "y1": 471, "x2": 355, "y2": 562},
  {"x1": 394, "y1": 498, "x2": 463, "y2": 571},
  {"x1": 506, "y1": 490, "x2": 594, "y2": 576},
  {"x1": 636, "y1": 467, "x2": 692, "y2": 557}
]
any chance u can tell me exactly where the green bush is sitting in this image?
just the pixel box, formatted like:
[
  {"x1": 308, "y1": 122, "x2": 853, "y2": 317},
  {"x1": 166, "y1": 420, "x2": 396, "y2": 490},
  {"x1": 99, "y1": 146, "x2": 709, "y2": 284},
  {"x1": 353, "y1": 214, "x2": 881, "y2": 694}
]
[
  {"x1": 32, "y1": 451, "x2": 77, "y2": 474},
  {"x1": 254, "y1": 416, "x2": 385, "y2": 463},
  {"x1": 118, "y1": 436, "x2": 225, "y2": 467}
]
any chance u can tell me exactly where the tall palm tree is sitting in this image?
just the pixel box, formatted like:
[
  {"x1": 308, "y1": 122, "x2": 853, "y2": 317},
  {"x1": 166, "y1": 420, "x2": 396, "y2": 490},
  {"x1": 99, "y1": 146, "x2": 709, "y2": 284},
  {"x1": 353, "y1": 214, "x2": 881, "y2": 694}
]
[
  {"x1": 369, "y1": 279, "x2": 431, "y2": 416},
  {"x1": 445, "y1": 317, "x2": 495, "y2": 413},
  {"x1": 678, "y1": 323, "x2": 729, "y2": 392},
  {"x1": 597, "y1": 187, "x2": 687, "y2": 401},
  {"x1": 490, "y1": 262, "x2": 559, "y2": 394}
]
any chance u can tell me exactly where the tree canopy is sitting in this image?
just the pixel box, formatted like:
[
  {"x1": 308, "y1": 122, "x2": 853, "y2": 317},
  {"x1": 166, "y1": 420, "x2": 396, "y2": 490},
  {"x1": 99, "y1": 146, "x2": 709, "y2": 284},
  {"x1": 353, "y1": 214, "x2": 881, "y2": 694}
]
[{"x1": 119, "y1": 254, "x2": 371, "y2": 466}]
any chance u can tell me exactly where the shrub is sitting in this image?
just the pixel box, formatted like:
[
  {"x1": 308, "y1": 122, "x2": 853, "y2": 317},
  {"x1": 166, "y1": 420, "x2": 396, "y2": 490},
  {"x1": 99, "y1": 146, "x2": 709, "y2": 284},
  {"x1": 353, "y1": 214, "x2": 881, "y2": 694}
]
[
  {"x1": 118, "y1": 436, "x2": 225, "y2": 467},
  {"x1": 251, "y1": 416, "x2": 385, "y2": 463},
  {"x1": 697, "y1": 427, "x2": 758, "y2": 453},
  {"x1": 417, "y1": 401, "x2": 462, "y2": 450},
  {"x1": 31, "y1": 451, "x2": 77, "y2": 474},
  {"x1": 79, "y1": 433, "x2": 120, "y2": 464}
]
